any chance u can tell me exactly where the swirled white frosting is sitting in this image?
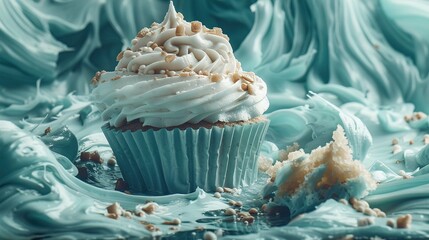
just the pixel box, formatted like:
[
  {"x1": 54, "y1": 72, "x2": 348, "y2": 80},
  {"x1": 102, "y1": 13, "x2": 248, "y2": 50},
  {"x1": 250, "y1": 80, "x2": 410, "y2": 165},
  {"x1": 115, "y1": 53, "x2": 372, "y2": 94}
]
[{"x1": 91, "y1": 2, "x2": 269, "y2": 128}]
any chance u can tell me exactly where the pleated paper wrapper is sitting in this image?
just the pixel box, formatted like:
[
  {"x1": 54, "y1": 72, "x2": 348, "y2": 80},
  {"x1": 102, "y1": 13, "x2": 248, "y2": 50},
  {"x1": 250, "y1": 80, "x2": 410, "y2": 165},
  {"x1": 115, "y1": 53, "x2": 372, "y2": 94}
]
[{"x1": 102, "y1": 120, "x2": 269, "y2": 195}]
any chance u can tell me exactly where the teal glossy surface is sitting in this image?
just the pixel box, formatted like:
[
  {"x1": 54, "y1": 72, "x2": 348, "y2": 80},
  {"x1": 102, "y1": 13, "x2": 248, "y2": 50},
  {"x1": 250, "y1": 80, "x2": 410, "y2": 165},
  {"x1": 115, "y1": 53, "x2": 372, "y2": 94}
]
[{"x1": 1, "y1": 0, "x2": 429, "y2": 239}]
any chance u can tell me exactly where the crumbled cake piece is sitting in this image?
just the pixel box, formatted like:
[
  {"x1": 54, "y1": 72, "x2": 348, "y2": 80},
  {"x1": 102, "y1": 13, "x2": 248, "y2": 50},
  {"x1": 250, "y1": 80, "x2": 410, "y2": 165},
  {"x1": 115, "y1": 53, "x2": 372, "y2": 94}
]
[{"x1": 266, "y1": 125, "x2": 376, "y2": 217}]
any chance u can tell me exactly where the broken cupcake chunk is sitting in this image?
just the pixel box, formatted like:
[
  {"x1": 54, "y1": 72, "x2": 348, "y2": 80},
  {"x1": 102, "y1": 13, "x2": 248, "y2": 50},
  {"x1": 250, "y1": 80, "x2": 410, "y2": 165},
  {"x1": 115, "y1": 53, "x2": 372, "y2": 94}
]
[{"x1": 263, "y1": 125, "x2": 377, "y2": 217}]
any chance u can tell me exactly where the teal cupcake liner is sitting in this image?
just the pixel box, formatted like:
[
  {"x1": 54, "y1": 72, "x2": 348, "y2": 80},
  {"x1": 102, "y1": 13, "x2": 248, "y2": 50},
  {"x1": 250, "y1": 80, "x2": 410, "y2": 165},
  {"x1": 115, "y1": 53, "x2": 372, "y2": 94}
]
[{"x1": 102, "y1": 120, "x2": 269, "y2": 195}]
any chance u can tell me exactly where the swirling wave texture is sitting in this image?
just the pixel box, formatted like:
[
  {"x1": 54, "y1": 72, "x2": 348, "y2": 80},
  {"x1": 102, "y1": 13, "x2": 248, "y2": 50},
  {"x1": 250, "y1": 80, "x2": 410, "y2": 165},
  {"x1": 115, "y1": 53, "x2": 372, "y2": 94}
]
[{"x1": 1, "y1": 0, "x2": 429, "y2": 239}]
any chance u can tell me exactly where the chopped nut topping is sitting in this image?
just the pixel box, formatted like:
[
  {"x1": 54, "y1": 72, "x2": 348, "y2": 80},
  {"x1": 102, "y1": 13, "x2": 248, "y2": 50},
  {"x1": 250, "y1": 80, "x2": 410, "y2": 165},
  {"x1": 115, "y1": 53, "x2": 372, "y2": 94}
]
[
  {"x1": 404, "y1": 115, "x2": 412, "y2": 122},
  {"x1": 414, "y1": 112, "x2": 427, "y2": 120},
  {"x1": 115, "y1": 178, "x2": 129, "y2": 192},
  {"x1": 123, "y1": 211, "x2": 132, "y2": 219},
  {"x1": 167, "y1": 70, "x2": 176, "y2": 77},
  {"x1": 111, "y1": 75, "x2": 121, "y2": 81},
  {"x1": 161, "y1": 51, "x2": 168, "y2": 56},
  {"x1": 137, "y1": 32, "x2": 145, "y2": 38},
  {"x1": 137, "y1": 28, "x2": 149, "y2": 38},
  {"x1": 80, "y1": 151, "x2": 91, "y2": 161},
  {"x1": 210, "y1": 73, "x2": 222, "y2": 82},
  {"x1": 176, "y1": 24, "x2": 185, "y2": 36},
  {"x1": 232, "y1": 73, "x2": 241, "y2": 83},
  {"x1": 398, "y1": 170, "x2": 412, "y2": 179},
  {"x1": 248, "y1": 208, "x2": 259, "y2": 215},
  {"x1": 106, "y1": 213, "x2": 119, "y2": 219},
  {"x1": 223, "y1": 187, "x2": 235, "y2": 193},
  {"x1": 357, "y1": 217, "x2": 374, "y2": 227},
  {"x1": 224, "y1": 208, "x2": 236, "y2": 216},
  {"x1": 44, "y1": 127, "x2": 51, "y2": 135},
  {"x1": 90, "y1": 151, "x2": 103, "y2": 164},
  {"x1": 397, "y1": 214, "x2": 412, "y2": 228},
  {"x1": 116, "y1": 51, "x2": 124, "y2": 61},
  {"x1": 145, "y1": 224, "x2": 157, "y2": 232},
  {"x1": 215, "y1": 187, "x2": 224, "y2": 193},
  {"x1": 392, "y1": 144, "x2": 402, "y2": 154},
  {"x1": 107, "y1": 157, "x2": 116, "y2": 167},
  {"x1": 163, "y1": 218, "x2": 181, "y2": 225},
  {"x1": 177, "y1": 12, "x2": 184, "y2": 19},
  {"x1": 91, "y1": 70, "x2": 105, "y2": 85},
  {"x1": 247, "y1": 84, "x2": 255, "y2": 95},
  {"x1": 107, "y1": 202, "x2": 123, "y2": 216},
  {"x1": 142, "y1": 203, "x2": 158, "y2": 214},
  {"x1": 241, "y1": 74, "x2": 254, "y2": 83},
  {"x1": 241, "y1": 82, "x2": 248, "y2": 91},
  {"x1": 150, "y1": 42, "x2": 158, "y2": 49},
  {"x1": 182, "y1": 66, "x2": 192, "y2": 72},
  {"x1": 179, "y1": 72, "x2": 190, "y2": 77},
  {"x1": 165, "y1": 55, "x2": 176, "y2": 63},
  {"x1": 386, "y1": 219, "x2": 395, "y2": 228},
  {"x1": 213, "y1": 27, "x2": 222, "y2": 35},
  {"x1": 191, "y1": 21, "x2": 202, "y2": 33}
]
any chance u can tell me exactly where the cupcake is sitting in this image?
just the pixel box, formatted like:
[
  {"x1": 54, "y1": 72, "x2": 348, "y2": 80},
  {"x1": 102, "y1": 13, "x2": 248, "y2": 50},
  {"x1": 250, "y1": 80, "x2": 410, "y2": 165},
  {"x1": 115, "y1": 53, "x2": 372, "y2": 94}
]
[{"x1": 91, "y1": 2, "x2": 269, "y2": 195}]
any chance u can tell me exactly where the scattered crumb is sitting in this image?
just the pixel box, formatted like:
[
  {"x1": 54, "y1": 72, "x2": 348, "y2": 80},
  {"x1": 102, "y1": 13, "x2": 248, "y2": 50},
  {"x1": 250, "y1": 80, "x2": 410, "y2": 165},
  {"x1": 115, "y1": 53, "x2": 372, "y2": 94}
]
[
  {"x1": 247, "y1": 84, "x2": 255, "y2": 95},
  {"x1": 165, "y1": 55, "x2": 176, "y2": 63},
  {"x1": 216, "y1": 187, "x2": 224, "y2": 193},
  {"x1": 111, "y1": 75, "x2": 121, "y2": 81},
  {"x1": 203, "y1": 231, "x2": 217, "y2": 240},
  {"x1": 163, "y1": 218, "x2": 181, "y2": 225},
  {"x1": 386, "y1": 219, "x2": 395, "y2": 228},
  {"x1": 398, "y1": 170, "x2": 412, "y2": 179},
  {"x1": 91, "y1": 70, "x2": 105, "y2": 85},
  {"x1": 115, "y1": 178, "x2": 129, "y2": 192},
  {"x1": 107, "y1": 157, "x2": 117, "y2": 167},
  {"x1": 106, "y1": 202, "x2": 124, "y2": 217},
  {"x1": 141, "y1": 203, "x2": 158, "y2": 214},
  {"x1": 44, "y1": 127, "x2": 51, "y2": 136},
  {"x1": 397, "y1": 214, "x2": 412, "y2": 229},
  {"x1": 224, "y1": 208, "x2": 236, "y2": 216},
  {"x1": 248, "y1": 208, "x2": 259, "y2": 215}
]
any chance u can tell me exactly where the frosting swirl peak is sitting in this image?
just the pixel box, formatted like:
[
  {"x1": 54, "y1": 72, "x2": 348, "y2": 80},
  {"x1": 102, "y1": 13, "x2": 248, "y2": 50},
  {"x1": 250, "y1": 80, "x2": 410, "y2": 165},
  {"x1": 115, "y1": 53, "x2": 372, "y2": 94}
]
[
  {"x1": 91, "y1": 2, "x2": 269, "y2": 128},
  {"x1": 116, "y1": 2, "x2": 238, "y2": 75}
]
